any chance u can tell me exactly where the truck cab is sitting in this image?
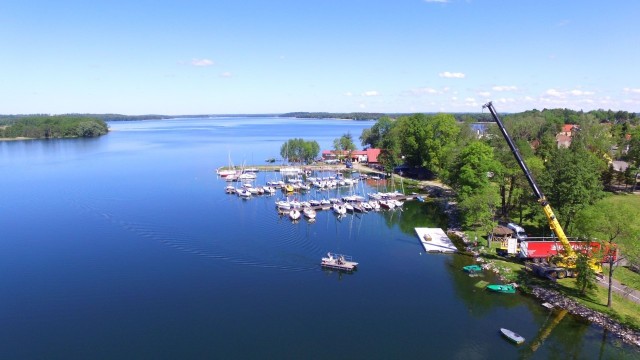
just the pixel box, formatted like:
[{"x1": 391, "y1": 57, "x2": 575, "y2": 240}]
[{"x1": 507, "y1": 223, "x2": 527, "y2": 242}]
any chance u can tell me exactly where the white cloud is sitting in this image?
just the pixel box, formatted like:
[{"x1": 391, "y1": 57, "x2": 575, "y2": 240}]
[
  {"x1": 219, "y1": 72, "x2": 232, "y2": 78},
  {"x1": 424, "y1": 0, "x2": 449, "y2": 3},
  {"x1": 190, "y1": 58, "x2": 214, "y2": 67},
  {"x1": 624, "y1": 87, "x2": 640, "y2": 94},
  {"x1": 411, "y1": 87, "x2": 439, "y2": 95},
  {"x1": 362, "y1": 90, "x2": 379, "y2": 97},
  {"x1": 439, "y1": 71, "x2": 465, "y2": 79},
  {"x1": 492, "y1": 85, "x2": 518, "y2": 92},
  {"x1": 344, "y1": 92, "x2": 353, "y2": 97},
  {"x1": 546, "y1": 88, "x2": 595, "y2": 98},
  {"x1": 546, "y1": 89, "x2": 563, "y2": 97},
  {"x1": 569, "y1": 89, "x2": 594, "y2": 96},
  {"x1": 496, "y1": 98, "x2": 516, "y2": 103},
  {"x1": 478, "y1": 91, "x2": 491, "y2": 97}
]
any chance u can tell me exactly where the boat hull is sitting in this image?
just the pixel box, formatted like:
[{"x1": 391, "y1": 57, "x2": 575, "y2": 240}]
[
  {"x1": 500, "y1": 328, "x2": 525, "y2": 344},
  {"x1": 486, "y1": 284, "x2": 516, "y2": 294}
]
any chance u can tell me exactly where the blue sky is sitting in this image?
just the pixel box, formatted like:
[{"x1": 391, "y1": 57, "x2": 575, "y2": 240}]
[{"x1": 1, "y1": 0, "x2": 639, "y2": 115}]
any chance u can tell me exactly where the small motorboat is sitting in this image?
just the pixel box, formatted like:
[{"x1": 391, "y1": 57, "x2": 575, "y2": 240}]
[
  {"x1": 289, "y1": 209, "x2": 301, "y2": 221},
  {"x1": 332, "y1": 203, "x2": 347, "y2": 215},
  {"x1": 486, "y1": 284, "x2": 516, "y2": 294},
  {"x1": 321, "y1": 252, "x2": 358, "y2": 271},
  {"x1": 500, "y1": 328, "x2": 525, "y2": 345},
  {"x1": 303, "y1": 207, "x2": 316, "y2": 220}
]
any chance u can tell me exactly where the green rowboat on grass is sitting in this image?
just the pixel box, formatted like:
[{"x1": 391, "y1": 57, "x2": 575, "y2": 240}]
[
  {"x1": 486, "y1": 284, "x2": 516, "y2": 294},
  {"x1": 463, "y1": 264, "x2": 483, "y2": 273}
]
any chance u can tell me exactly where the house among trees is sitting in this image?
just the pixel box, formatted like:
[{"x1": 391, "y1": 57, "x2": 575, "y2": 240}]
[
  {"x1": 556, "y1": 124, "x2": 579, "y2": 148},
  {"x1": 322, "y1": 148, "x2": 381, "y2": 164}
]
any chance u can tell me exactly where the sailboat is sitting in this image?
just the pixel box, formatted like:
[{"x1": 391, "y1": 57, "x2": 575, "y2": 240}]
[{"x1": 217, "y1": 152, "x2": 238, "y2": 178}]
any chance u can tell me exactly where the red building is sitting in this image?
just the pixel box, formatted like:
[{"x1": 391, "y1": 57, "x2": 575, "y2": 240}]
[{"x1": 321, "y1": 148, "x2": 381, "y2": 164}]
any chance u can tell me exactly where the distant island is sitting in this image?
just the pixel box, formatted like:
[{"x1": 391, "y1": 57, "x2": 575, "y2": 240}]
[
  {"x1": 279, "y1": 112, "x2": 495, "y2": 122},
  {"x1": 0, "y1": 115, "x2": 108, "y2": 140}
]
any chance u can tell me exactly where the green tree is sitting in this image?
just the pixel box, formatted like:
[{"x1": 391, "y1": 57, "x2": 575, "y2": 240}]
[
  {"x1": 575, "y1": 253, "x2": 597, "y2": 296},
  {"x1": 360, "y1": 116, "x2": 393, "y2": 148},
  {"x1": 280, "y1": 138, "x2": 319, "y2": 163},
  {"x1": 333, "y1": 133, "x2": 356, "y2": 160},
  {"x1": 1, "y1": 115, "x2": 108, "y2": 138},
  {"x1": 574, "y1": 200, "x2": 640, "y2": 307},
  {"x1": 396, "y1": 113, "x2": 459, "y2": 173},
  {"x1": 538, "y1": 147, "x2": 605, "y2": 232},
  {"x1": 457, "y1": 185, "x2": 500, "y2": 239},
  {"x1": 447, "y1": 141, "x2": 501, "y2": 199}
]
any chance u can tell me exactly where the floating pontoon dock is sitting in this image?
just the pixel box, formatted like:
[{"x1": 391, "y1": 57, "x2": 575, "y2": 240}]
[{"x1": 415, "y1": 228, "x2": 457, "y2": 253}]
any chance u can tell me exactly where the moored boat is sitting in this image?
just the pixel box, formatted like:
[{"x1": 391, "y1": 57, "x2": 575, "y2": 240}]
[
  {"x1": 332, "y1": 203, "x2": 347, "y2": 215},
  {"x1": 500, "y1": 328, "x2": 525, "y2": 345},
  {"x1": 303, "y1": 207, "x2": 316, "y2": 220},
  {"x1": 289, "y1": 209, "x2": 301, "y2": 221},
  {"x1": 463, "y1": 264, "x2": 482, "y2": 273},
  {"x1": 236, "y1": 188, "x2": 252, "y2": 198},
  {"x1": 486, "y1": 284, "x2": 516, "y2": 294}
]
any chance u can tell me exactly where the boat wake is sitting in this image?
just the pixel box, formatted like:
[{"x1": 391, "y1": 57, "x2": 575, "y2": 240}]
[{"x1": 71, "y1": 199, "x2": 319, "y2": 273}]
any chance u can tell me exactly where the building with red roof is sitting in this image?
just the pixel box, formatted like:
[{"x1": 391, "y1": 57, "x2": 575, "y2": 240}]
[{"x1": 322, "y1": 148, "x2": 381, "y2": 164}]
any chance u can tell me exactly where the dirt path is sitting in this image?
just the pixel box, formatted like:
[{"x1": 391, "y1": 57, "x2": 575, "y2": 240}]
[{"x1": 599, "y1": 276, "x2": 640, "y2": 304}]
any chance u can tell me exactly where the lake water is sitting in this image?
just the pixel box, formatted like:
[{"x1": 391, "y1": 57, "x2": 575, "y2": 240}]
[{"x1": 0, "y1": 117, "x2": 636, "y2": 359}]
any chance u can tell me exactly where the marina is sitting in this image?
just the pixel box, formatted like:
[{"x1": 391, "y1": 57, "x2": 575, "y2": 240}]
[{"x1": 218, "y1": 166, "x2": 429, "y2": 219}]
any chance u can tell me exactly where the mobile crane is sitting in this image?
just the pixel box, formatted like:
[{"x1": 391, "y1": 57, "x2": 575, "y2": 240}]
[{"x1": 483, "y1": 102, "x2": 602, "y2": 279}]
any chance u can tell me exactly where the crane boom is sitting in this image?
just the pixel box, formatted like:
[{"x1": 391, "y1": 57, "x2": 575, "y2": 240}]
[{"x1": 483, "y1": 102, "x2": 576, "y2": 258}]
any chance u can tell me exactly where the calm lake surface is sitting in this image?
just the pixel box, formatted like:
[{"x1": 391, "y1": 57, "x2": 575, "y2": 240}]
[{"x1": 0, "y1": 117, "x2": 636, "y2": 359}]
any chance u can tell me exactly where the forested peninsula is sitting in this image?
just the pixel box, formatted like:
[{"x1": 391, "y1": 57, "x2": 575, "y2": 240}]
[{"x1": 0, "y1": 115, "x2": 109, "y2": 139}]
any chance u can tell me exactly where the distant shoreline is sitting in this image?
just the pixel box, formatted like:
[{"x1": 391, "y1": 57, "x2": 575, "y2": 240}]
[{"x1": 0, "y1": 137, "x2": 34, "y2": 141}]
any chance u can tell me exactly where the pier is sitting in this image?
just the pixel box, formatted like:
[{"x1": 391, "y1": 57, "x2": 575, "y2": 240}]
[{"x1": 415, "y1": 228, "x2": 457, "y2": 253}]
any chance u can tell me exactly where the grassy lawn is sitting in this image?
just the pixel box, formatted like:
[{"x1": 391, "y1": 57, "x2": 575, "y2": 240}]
[
  {"x1": 468, "y1": 231, "x2": 640, "y2": 330},
  {"x1": 556, "y1": 277, "x2": 640, "y2": 330},
  {"x1": 613, "y1": 266, "x2": 640, "y2": 289}
]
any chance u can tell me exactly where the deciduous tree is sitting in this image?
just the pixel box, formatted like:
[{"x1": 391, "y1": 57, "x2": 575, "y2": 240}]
[{"x1": 574, "y1": 200, "x2": 640, "y2": 307}]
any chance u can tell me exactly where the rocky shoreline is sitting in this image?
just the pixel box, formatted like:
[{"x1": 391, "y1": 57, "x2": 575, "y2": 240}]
[
  {"x1": 531, "y1": 287, "x2": 640, "y2": 347},
  {"x1": 426, "y1": 183, "x2": 640, "y2": 349}
]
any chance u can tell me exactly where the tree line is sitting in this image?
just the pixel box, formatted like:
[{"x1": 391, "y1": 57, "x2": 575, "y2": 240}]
[
  {"x1": 0, "y1": 115, "x2": 109, "y2": 139},
  {"x1": 359, "y1": 108, "x2": 640, "y2": 268}
]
